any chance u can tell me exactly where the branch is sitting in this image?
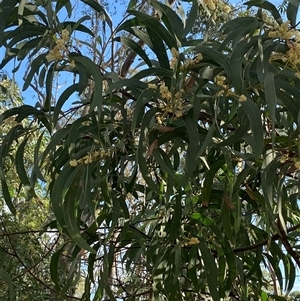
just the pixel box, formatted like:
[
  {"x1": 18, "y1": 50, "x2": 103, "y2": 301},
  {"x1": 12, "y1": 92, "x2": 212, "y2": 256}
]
[
  {"x1": 0, "y1": 229, "x2": 59, "y2": 237},
  {"x1": 233, "y1": 222, "x2": 300, "y2": 253},
  {"x1": 277, "y1": 219, "x2": 300, "y2": 268}
]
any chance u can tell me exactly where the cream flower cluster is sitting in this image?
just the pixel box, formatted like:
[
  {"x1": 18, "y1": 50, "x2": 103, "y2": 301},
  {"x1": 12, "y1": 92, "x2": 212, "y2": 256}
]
[
  {"x1": 215, "y1": 74, "x2": 228, "y2": 89},
  {"x1": 215, "y1": 74, "x2": 231, "y2": 96},
  {"x1": 268, "y1": 21, "x2": 294, "y2": 40},
  {"x1": 180, "y1": 53, "x2": 203, "y2": 71},
  {"x1": 169, "y1": 47, "x2": 203, "y2": 71},
  {"x1": 170, "y1": 47, "x2": 180, "y2": 69},
  {"x1": 268, "y1": 21, "x2": 300, "y2": 67},
  {"x1": 295, "y1": 161, "x2": 300, "y2": 170},
  {"x1": 182, "y1": 237, "x2": 200, "y2": 246},
  {"x1": 69, "y1": 149, "x2": 108, "y2": 167},
  {"x1": 280, "y1": 155, "x2": 300, "y2": 171},
  {"x1": 203, "y1": 0, "x2": 231, "y2": 13},
  {"x1": 148, "y1": 82, "x2": 187, "y2": 121},
  {"x1": 147, "y1": 48, "x2": 203, "y2": 122},
  {"x1": 201, "y1": 0, "x2": 231, "y2": 22},
  {"x1": 46, "y1": 29, "x2": 74, "y2": 68},
  {"x1": 214, "y1": 74, "x2": 247, "y2": 102}
]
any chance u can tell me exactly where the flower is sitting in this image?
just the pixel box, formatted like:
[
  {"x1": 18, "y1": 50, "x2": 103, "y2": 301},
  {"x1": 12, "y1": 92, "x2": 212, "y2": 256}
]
[
  {"x1": 223, "y1": 4, "x2": 231, "y2": 13},
  {"x1": 45, "y1": 46, "x2": 63, "y2": 62},
  {"x1": 61, "y1": 29, "x2": 69, "y2": 41},
  {"x1": 171, "y1": 47, "x2": 179, "y2": 59},
  {"x1": 148, "y1": 83, "x2": 157, "y2": 90},
  {"x1": 69, "y1": 159, "x2": 78, "y2": 167},
  {"x1": 187, "y1": 237, "x2": 200, "y2": 245},
  {"x1": 295, "y1": 161, "x2": 300, "y2": 170},
  {"x1": 239, "y1": 94, "x2": 247, "y2": 102}
]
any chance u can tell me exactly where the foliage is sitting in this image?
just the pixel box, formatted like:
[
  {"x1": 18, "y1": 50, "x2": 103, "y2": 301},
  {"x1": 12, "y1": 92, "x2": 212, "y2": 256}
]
[
  {"x1": 1, "y1": 0, "x2": 300, "y2": 300},
  {"x1": 0, "y1": 75, "x2": 77, "y2": 300}
]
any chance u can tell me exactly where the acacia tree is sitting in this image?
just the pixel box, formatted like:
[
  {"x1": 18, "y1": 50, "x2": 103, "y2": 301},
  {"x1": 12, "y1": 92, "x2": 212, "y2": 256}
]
[{"x1": 1, "y1": 0, "x2": 300, "y2": 300}]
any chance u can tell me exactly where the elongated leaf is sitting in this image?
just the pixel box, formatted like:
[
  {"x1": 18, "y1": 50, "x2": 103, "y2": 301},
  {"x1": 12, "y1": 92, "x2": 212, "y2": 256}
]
[
  {"x1": 15, "y1": 137, "x2": 30, "y2": 186},
  {"x1": 0, "y1": 0, "x2": 18, "y2": 44},
  {"x1": 240, "y1": 100, "x2": 263, "y2": 158},
  {"x1": 69, "y1": 54, "x2": 103, "y2": 118},
  {"x1": 127, "y1": 10, "x2": 177, "y2": 50},
  {"x1": 63, "y1": 177, "x2": 96, "y2": 253},
  {"x1": 183, "y1": 116, "x2": 200, "y2": 175},
  {"x1": 137, "y1": 108, "x2": 160, "y2": 193},
  {"x1": 286, "y1": 0, "x2": 299, "y2": 27},
  {"x1": 286, "y1": 256, "x2": 296, "y2": 293},
  {"x1": 53, "y1": 84, "x2": 79, "y2": 126},
  {"x1": 50, "y1": 243, "x2": 69, "y2": 291},
  {"x1": 1, "y1": 179, "x2": 16, "y2": 215},
  {"x1": 114, "y1": 36, "x2": 152, "y2": 67},
  {"x1": 133, "y1": 67, "x2": 172, "y2": 80},
  {"x1": 0, "y1": 269, "x2": 15, "y2": 301},
  {"x1": 264, "y1": 72, "x2": 277, "y2": 122},
  {"x1": 195, "y1": 45, "x2": 231, "y2": 80},
  {"x1": 81, "y1": 0, "x2": 112, "y2": 28},
  {"x1": 151, "y1": 0, "x2": 184, "y2": 42},
  {"x1": 183, "y1": 0, "x2": 198, "y2": 37},
  {"x1": 127, "y1": 0, "x2": 138, "y2": 10},
  {"x1": 55, "y1": 0, "x2": 72, "y2": 17},
  {"x1": 245, "y1": 1, "x2": 283, "y2": 24},
  {"x1": 51, "y1": 164, "x2": 82, "y2": 228},
  {"x1": 198, "y1": 241, "x2": 219, "y2": 301}
]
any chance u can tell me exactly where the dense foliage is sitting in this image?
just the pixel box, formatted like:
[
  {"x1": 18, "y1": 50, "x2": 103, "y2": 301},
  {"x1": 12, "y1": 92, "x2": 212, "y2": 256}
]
[{"x1": 1, "y1": 0, "x2": 300, "y2": 300}]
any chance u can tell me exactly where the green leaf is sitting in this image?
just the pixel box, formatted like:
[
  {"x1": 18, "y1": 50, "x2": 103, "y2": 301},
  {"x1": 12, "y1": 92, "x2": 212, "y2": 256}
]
[
  {"x1": 245, "y1": 1, "x2": 283, "y2": 24},
  {"x1": 151, "y1": 0, "x2": 184, "y2": 43},
  {"x1": 50, "y1": 243, "x2": 69, "y2": 291},
  {"x1": 261, "y1": 291, "x2": 268, "y2": 301},
  {"x1": 202, "y1": 160, "x2": 225, "y2": 205},
  {"x1": 0, "y1": 269, "x2": 15, "y2": 301},
  {"x1": 15, "y1": 137, "x2": 30, "y2": 186},
  {"x1": 286, "y1": 0, "x2": 299, "y2": 27},
  {"x1": 218, "y1": 118, "x2": 250, "y2": 147},
  {"x1": 53, "y1": 84, "x2": 79, "y2": 126},
  {"x1": 264, "y1": 72, "x2": 277, "y2": 122},
  {"x1": 137, "y1": 108, "x2": 161, "y2": 193},
  {"x1": 133, "y1": 67, "x2": 172, "y2": 80},
  {"x1": 126, "y1": 10, "x2": 177, "y2": 50},
  {"x1": 195, "y1": 45, "x2": 232, "y2": 80},
  {"x1": 55, "y1": 0, "x2": 72, "y2": 18},
  {"x1": 33, "y1": 133, "x2": 46, "y2": 182},
  {"x1": 22, "y1": 53, "x2": 47, "y2": 91},
  {"x1": 69, "y1": 54, "x2": 103, "y2": 118},
  {"x1": 51, "y1": 164, "x2": 81, "y2": 229},
  {"x1": 127, "y1": 0, "x2": 138, "y2": 10},
  {"x1": 63, "y1": 173, "x2": 96, "y2": 253},
  {"x1": 0, "y1": 0, "x2": 18, "y2": 44},
  {"x1": 183, "y1": 0, "x2": 198, "y2": 37},
  {"x1": 240, "y1": 100, "x2": 263, "y2": 158},
  {"x1": 286, "y1": 256, "x2": 296, "y2": 294},
  {"x1": 198, "y1": 241, "x2": 219, "y2": 301},
  {"x1": 183, "y1": 116, "x2": 200, "y2": 175},
  {"x1": 62, "y1": 20, "x2": 95, "y2": 37},
  {"x1": 132, "y1": 88, "x2": 155, "y2": 130},
  {"x1": 114, "y1": 36, "x2": 152, "y2": 67},
  {"x1": 1, "y1": 179, "x2": 16, "y2": 215},
  {"x1": 230, "y1": 37, "x2": 263, "y2": 94},
  {"x1": 81, "y1": 0, "x2": 112, "y2": 28}
]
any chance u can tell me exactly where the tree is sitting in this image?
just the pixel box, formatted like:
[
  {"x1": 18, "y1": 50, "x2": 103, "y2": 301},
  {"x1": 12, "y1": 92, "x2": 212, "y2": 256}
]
[
  {"x1": 1, "y1": 0, "x2": 300, "y2": 300},
  {"x1": 0, "y1": 73, "x2": 80, "y2": 300}
]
